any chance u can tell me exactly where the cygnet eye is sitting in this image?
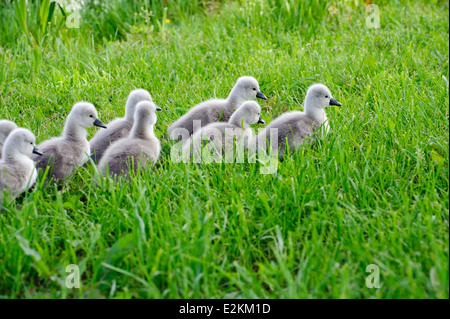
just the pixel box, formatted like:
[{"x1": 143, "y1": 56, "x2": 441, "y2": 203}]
[
  {"x1": 325, "y1": 95, "x2": 329, "y2": 98},
  {"x1": 253, "y1": 88, "x2": 256, "y2": 91},
  {"x1": 89, "y1": 115, "x2": 93, "y2": 118},
  {"x1": 30, "y1": 142, "x2": 32, "y2": 145}
]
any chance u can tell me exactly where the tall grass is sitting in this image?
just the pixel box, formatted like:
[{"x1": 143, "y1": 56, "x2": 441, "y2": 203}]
[{"x1": 9, "y1": 0, "x2": 67, "y2": 72}]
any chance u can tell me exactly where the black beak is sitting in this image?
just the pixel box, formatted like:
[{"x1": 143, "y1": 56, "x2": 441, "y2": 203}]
[
  {"x1": 256, "y1": 91, "x2": 267, "y2": 100},
  {"x1": 156, "y1": 106, "x2": 162, "y2": 111},
  {"x1": 33, "y1": 146, "x2": 43, "y2": 156},
  {"x1": 93, "y1": 119, "x2": 107, "y2": 129},
  {"x1": 329, "y1": 98, "x2": 342, "y2": 106},
  {"x1": 257, "y1": 117, "x2": 265, "y2": 124}
]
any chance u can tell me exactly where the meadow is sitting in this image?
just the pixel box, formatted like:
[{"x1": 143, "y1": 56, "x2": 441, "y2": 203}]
[{"x1": 0, "y1": 0, "x2": 448, "y2": 298}]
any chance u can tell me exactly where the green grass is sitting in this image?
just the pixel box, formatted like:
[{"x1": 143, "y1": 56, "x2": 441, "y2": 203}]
[{"x1": 0, "y1": 0, "x2": 448, "y2": 298}]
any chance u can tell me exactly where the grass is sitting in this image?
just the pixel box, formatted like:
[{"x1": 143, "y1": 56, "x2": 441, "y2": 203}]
[{"x1": 0, "y1": 0, "x2": 448, "y2": 298}]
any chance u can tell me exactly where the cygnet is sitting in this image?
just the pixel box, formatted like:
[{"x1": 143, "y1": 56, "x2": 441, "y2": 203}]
[
  {"x1": 89, "y1": 89, "x2": 152, "y2": 163},
  {"x1": 253, "y1": 84, "x2": 341, "y2": 157},
  {"x1": 184, "y1": 101, "x2": 264, "y2": 160},
  {"x1": 31, "y1": 102, "x2": 107, "y2": 181},
  {"x1": 0, "y1": 120, "x2": 18, "y2": 158},
  {"x1": 168, "y1": 76, "x2": 267, "y2": 139},
  {"x1": 98, "y1": 101, "x2": 162, "y2": 177},
  {"x1": 0, "y1": 128, "x2": 42, "y2": 202}
]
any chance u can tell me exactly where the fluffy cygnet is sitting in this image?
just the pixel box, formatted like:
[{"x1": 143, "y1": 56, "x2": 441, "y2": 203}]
[
  {"x1": 168, "y1": 76, "x2": 267, "y2": 139},
  {"x1": 31, "y1": 102, "x2": 107, "y2": 181},
  {"x1": 0, "y1": 128, "x2": 42, "y2": 202},
  {"x1": 253, "y1": 84, "x2": 341, "y2": 157},
  {"x1": 0, "y1": 120, "x2": 18, "y2": 158},
  {"x1": 98, "y1": 101, "x2": 162, "y2": 177},
  {"x1": 184, "y1": 101, "x2": 264, "y2": 159},
  {"x1": 89, "y1": 89, "x2": 152, "y2": 163}
]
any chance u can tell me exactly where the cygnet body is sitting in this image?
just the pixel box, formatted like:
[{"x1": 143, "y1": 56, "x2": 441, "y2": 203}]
[
  {"x1": 31, "y1": 102, "x2": 106, "y2": 181},
  {"x1": 98, "y1": 101, "x2": 162, "y2": 177},
  {"x1": 0, "y1": 128, "x2": 42, "y2": 202},
  {"x1": 168, "y1": 76, "x2": 267, "y2": 139},
  {"x1": 184, "y1": 101, "x2": 264, "y2": 159},
  {"x1": 253, "y1": 84, "x2": 341, "y2": 157},
  {"x1": 0, "y1": 120, "x2": 18, "y2": 158},
  {"x1": 89, "y1": 89, "x2": 152, "y2": 163}
]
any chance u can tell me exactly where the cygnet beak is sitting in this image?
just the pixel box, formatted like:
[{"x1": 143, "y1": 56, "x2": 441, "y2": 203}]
[
  {"x1": 33, "y1": 146, "x2": 43, "y2": 156},
  {"x1": 93, "y1": 119, "x2": 107, "y2": 129},
  {"x1": 329, "y1": 98, "x2": 342, "y2": 106},
  {"x1": 256, "y1": 91, "x2": 267, "y2": 100},
  {"x1": 156, "y1": 106, "x2": 162, "y2": 111},
  {"x1": 257, "y1": 117, "x2": 265, "y2": 124}
]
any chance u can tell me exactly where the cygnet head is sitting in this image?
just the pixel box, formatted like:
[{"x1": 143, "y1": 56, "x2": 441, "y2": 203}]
[
  {"x1": 3, "y1": 128, "x2": 42, "y2": 158},
  {"x1": 0, "y1": 120, "x2": 18, "y2": 144},
  {"x1": 134, "y1": 100, "x2": 162, "y2": 126},
  {"x1": 239, "y1": 101, "x2": 265, "y2": 125},
  {"x1": 68, "y1": 102, "x2": 107, "y2": 129},
  {"x1": 232, "y1": 76, "x2": 267, "y2": 101},
  {"x1": 304, "y1": 84, "x2": 341, "y2": 110},
  {"x1": 130, "y1": 101, "x2": 162, "y2": 139},
  {"x1": 125, "y1": 89, "x2": 153, "y2": 121}
]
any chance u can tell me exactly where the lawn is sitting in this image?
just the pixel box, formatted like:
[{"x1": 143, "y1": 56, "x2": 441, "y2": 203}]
[{"x1": 0, "y1": 0, "x2": 448, "y2": 298}]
